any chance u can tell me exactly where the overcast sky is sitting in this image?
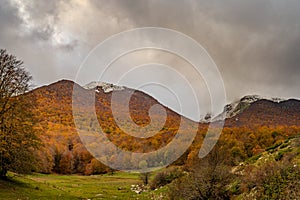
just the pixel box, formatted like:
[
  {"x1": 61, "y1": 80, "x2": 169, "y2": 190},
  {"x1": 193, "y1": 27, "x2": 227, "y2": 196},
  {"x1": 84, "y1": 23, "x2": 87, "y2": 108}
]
[{"x1": 1, "y1": 0, "x2": 300, "y2": 120}]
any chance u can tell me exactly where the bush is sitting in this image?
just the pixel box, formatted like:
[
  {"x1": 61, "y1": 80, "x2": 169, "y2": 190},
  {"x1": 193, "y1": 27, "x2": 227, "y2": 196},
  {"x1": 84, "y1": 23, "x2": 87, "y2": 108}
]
[
  {"x1": 266, "y1": 142, "x2": 282, "y2": 151},
  {"x1": 168, "y1": 144, "x2": 234, "y2": 200},
  {"x1": 242, "y1": 161, "x2": 300, "y2": 199},
  {"x1": 275, "y1": 151, "x2": 284, "y2": 161},
  {"x1": 150, "y1": 167, "x2": 183, "y2": 190},
  {"x1": 84, "y1": 158, "x2": 109, "y2": 175},
  {"x1": 279, "y1": 142, "x2": 289, "y2": 149},
  {"x1": 229, "y1": 180, "x2": 241, "y2": 195},
  {"x1": 246, "y1": 153, "x2": 262, "y2": 164},
  {"x1": 104, "y1": 128, "x2": 112, "y2": 134}
]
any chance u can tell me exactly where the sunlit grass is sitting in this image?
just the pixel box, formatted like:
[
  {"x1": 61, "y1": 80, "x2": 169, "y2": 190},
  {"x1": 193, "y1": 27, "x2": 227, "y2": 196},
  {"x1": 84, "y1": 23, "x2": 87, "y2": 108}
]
[{"x1": 0, "y1": 172, "x2": 167, "y2": 199}]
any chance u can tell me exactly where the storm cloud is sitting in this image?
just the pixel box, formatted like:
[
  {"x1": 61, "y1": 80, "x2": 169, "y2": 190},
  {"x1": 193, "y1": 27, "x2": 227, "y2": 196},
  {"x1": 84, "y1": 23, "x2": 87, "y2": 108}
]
[{"x1": 1, "y1": 0, "x2": 300, "y2": 120}]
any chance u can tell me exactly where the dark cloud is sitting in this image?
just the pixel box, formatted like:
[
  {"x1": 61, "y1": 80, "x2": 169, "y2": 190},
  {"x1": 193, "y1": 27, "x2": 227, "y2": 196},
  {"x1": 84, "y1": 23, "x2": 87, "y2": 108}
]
[
  {"x1": 0, "y1": 0, "x2": 300, "y2": 119},
  {"x1": 98, "y1": 0, "x2": 300, "y2": 102}
]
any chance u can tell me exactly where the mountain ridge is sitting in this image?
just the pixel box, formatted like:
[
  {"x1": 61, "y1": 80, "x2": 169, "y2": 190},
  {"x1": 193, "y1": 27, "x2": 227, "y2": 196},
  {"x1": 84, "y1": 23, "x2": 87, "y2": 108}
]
[
  {"x1": 32, "y1": 79, "x2": 300, "y2": 124},
  {"x1": 20, "y1": 79, "x2": 300, "y2": 174}
]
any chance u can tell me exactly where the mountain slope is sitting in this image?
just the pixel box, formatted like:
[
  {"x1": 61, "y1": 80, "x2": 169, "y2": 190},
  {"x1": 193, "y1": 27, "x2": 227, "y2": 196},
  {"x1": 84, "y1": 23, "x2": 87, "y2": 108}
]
[
  {"x1": 224, "y1": 97, "x2": 300, "y2": 128},
  {"x1": 20, "y1": 80, "x2": 300, "y2": 174},
  {"x1": 24, "y1": 80, "x2": 197, "y2": 173}
]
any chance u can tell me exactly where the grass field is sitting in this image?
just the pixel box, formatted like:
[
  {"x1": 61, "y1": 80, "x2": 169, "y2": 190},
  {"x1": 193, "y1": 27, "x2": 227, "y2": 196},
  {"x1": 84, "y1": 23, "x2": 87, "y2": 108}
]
[{"x1": 0, "y1": 172, "x2": 167, "y2": 200}]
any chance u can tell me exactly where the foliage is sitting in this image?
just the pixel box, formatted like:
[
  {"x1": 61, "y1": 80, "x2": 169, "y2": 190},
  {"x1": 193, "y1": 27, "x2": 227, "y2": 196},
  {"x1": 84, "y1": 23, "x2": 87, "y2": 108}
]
[
  {"x1": 266, "y1": 141, "x2": 282, "y2": 152},
  {"x1": 84, "y1": 158, "x2": 109, "y2": 175},
  {"x1": 150, "y1": 167, "x2": 183, "y2": 190},
  {"x1": 237, "y1": 137, "x2": 300, "y2": 199},
  {"x1": 168, "y1": 144, "x2": 235, "y2": 200},
  {"x1": 245, "y1": 153, "x2": 262, "y2": 164},
  {"x1": 242, "y1": 161, "x2": 300, "y2": 199},
  {"x1": 4, "y1": 61, "x2": 300, "y2": 176},
  {"x1": 0, "y1": 49, "x2": 40, "y2": 178}
]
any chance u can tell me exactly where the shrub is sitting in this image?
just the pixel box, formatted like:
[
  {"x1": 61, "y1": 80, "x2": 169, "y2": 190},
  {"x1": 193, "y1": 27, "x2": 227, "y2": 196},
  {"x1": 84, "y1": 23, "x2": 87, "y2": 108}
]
[
  {"x1": 279, "y1": 142, "x2": 289, "y2": 149},
  {"x1": 242, "y1": 161, "x2": 300, "y2": 199},
  {"x1": 229, "y1": 180, "x2": 241, "y2": 195},
  {"x1": 104, "y1": 128, "x2": 112, "y2": 134},
  {"x1": 266, "y1": 142, "x2": 282, "y2": 151},
  {"x1": 246, "y1": 153, "x2": 262, "y2": 164},
  {"x1": 168, "y1": 144, "x2": 235, "y2": 200},
  {"x1": 150, "y1": 167, "x2": 183, "y2": 190},
  {"x1": 275, "y1": 151, "x2": 284, "y2": 161}
]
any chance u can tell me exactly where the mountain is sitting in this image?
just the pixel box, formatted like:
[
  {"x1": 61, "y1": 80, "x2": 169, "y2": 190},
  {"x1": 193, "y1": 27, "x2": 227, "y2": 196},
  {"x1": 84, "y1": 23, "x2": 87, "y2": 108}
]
[
  {"x1": 24, "y1": 80, "x2": 197, "y2": 174},
  {"x1": 21, "y1": 80, "x2": 300, "y2": 174},
  {"x1": 223, "y1": 95, "x2": 300, "y2": 128},
  {"x1": 223, "y1": 95, "x2": 263, "y2": 118}
]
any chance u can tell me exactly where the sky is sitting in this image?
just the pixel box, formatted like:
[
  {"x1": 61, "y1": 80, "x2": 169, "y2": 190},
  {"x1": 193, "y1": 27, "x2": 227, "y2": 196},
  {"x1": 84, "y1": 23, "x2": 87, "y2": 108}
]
[{"x1": 1, "y1": 0, "x2": 300, "y2": 121}]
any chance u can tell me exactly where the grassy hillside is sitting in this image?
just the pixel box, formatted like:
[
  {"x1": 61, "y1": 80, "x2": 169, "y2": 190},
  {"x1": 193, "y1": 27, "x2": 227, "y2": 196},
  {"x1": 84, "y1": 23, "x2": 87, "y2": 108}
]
[
  {"x1": 0, "y1": 172, "x2": 167, "y2": 200},
  {"x1": 233, "y1": 136, "x2": 300, "y2": 199},
  {"x1": 163, "y1": 135, "x2": 300, "y2": 199}
]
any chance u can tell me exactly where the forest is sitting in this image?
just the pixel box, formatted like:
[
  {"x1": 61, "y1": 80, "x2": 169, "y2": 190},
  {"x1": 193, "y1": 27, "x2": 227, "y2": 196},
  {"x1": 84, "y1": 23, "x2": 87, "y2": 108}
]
[{"x1": 1, "y1": 49, "x2": 300, "y2": 199}]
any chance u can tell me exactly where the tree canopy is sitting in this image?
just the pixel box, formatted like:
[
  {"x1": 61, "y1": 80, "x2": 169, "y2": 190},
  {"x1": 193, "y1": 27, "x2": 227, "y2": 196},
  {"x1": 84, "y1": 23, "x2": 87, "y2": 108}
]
[{"x1": 0, "y1": 49, "x2": 40, "y2": 178}]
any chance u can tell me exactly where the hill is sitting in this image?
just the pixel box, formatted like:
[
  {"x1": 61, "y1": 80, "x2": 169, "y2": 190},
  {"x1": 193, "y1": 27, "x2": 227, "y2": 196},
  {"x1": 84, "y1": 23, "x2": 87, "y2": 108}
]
[
  {"x1": 21, "y1": 80, "x2": 300, "y2": 174},
  {"x1": 224, "y1": 96, "x2": 300, "y2": 128},
  {"x1": 24, "y1": 80, "x2": 196, "y2": 174}
]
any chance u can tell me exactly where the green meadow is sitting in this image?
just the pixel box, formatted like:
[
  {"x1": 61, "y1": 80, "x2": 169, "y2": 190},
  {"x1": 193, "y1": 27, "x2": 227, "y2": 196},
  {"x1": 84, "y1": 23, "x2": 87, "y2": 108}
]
[{"x1": 0, "y1": 172, "x2": 167, "y2": 200}]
